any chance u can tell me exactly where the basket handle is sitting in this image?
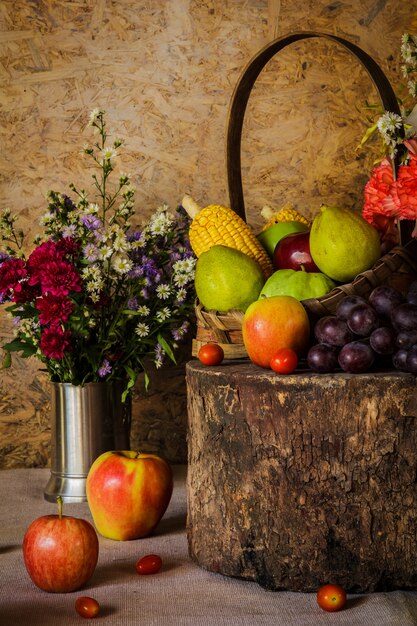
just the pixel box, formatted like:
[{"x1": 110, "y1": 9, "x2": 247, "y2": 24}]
[{"x1": 226, "y1": 31, "x2": 402, "y2": 221}]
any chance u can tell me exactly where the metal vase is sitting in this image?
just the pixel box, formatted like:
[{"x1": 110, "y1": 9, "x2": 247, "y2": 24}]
[{"x1": 44, "y1": 381, "x2": 131, "y2": 503}]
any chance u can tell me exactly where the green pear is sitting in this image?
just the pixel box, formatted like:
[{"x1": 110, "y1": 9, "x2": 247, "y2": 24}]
[
  {"x1": 195, "y1": 245, "x2": 265, "y2": 312},
  {"x1": 309, "y1": 205, "x2": 381, "y2": 282}
]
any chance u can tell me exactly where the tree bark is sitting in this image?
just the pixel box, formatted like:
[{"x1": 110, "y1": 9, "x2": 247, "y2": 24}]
[{"x1": 186, "y1": 360, "x2": 417, "y2": 592}]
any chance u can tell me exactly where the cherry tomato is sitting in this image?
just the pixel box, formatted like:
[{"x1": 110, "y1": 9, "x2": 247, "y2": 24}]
[
  {"x1": 135, "y1": 553, "x2": 163, "y2": 575},
  {"x1": 198, "y1": 343, "x2": 224, "y2": 366},
  {"x1": 317, "y1": 583, "x2": 347, "y2": 612},
  {"x1": 75, "y1": 596, "x2": 100, "y2": 619},
  {"x1": 270, "y1": 348, "x2": 298, "y2": 374}
]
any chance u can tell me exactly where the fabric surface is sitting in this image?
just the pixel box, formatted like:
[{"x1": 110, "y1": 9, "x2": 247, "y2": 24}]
[{"x1": 1, "y1": 466, "x2": 417, "y2": 626}]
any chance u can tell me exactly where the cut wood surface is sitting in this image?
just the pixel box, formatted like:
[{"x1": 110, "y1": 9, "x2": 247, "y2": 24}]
[{"x1": 186, "y1": 360, "x2": 417, "y2": 592}]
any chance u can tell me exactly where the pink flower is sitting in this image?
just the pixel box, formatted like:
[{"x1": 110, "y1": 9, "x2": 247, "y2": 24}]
[
  {"x1": 40, "y1": 325, "x2": 72, "y2": 359},
  {"x1": 388, "y1": 156, "x2": 417, "y2": 220},
  {"x1": 0, "y1": 258, "x2": 27, "y2": 298},
  {"x1": 363, "y1": 156, "x2": 417, "y2": 224},
  {"x1": 363, "y1": 158, "x2": 394, "y2": 222},
  {"x1": 36, "y1": 293, "x2": 74, "y2": 325},
  {"x1": 39, "y1": 260, "x2": 82, "y2": 297}
]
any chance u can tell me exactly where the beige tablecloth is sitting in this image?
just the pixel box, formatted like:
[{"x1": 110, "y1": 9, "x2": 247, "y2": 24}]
[{"x1": 1, "y1": 465, "x2": 417, "y2": 626}]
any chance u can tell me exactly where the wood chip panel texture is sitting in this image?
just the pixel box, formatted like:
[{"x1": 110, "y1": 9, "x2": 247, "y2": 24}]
[{"x1": 0, "y1": 0, "x2": 415, "y2": 466}]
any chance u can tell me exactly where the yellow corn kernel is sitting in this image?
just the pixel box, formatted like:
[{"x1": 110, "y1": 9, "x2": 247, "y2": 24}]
[
  {"x1": 182, "y1": 195, "x2": 273, "y2": 278},
  {"x1": 260, "y1": 203, "x2": 310, "y2": 231}
]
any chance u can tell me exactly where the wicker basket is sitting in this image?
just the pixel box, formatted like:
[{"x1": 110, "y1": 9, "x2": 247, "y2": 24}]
[{"x1": 192, "y1": 31, "x2": 417, "y2": 359}]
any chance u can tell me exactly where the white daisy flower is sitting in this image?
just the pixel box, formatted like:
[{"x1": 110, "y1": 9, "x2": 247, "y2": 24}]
[
  {"x1": 156, "y1": 307, "x2": 171, "y2": 322},
  {"x1": 99, "y1": 244, "x2": 113, "y2": 259},
  {"x1": 89, "y1": 108, "x2": 105, "y2": 125},
  {"x1": 137, "y1": 305, "x2": 150, "y2": 316},
  {"x1": 111, "y1": 255, "x2": 133, "y2": 274},
  {"x1": 135, "y1": 322, "x2": 150, "y2": 338},
  {"x1": 101, "y1": 147, "x2": 118, "y2": 163},
  {"x1": 156, "y1": 284, "x2": 171, "y2": 299}
]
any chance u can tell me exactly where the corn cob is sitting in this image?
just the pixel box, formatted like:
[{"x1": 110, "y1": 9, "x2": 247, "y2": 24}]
[
  {"x1": 260, "y1": 203, "x2": 310, "y2": 231},
  {"x1": 182, "y1": 194, "x2": 273, "y2": 279}
]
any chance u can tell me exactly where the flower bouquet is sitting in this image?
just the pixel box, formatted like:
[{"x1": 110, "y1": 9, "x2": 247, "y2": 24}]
[
  {"x1": 361, "y1": 33, "x2": 417, "y2": 248},
  {"x1": 0, "y1": 110, "x2": 196, "y2": 398}
]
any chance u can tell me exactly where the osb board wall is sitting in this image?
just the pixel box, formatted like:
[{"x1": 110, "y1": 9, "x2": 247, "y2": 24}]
[{"x1": 0, "y1": 0, "x2": 415, "y2": 468}]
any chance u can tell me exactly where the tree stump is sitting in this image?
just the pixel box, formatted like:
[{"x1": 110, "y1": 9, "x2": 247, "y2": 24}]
[{"x1": 186, "y1": 360, "x2": 417, "y2": 592}]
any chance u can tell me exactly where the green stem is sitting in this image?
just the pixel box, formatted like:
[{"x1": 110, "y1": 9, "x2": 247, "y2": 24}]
[{"x1": 57, "y1": 495, "x2": 63, "y2": 519}]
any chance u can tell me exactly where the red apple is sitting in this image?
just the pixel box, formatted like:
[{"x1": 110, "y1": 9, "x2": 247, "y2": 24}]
[
  {"x1": 242, "y1": 295, "x2": 310, "y2": 368},
  {"x1": 23, "y1": 497, "x2": 99, "y2": 593},
  {"x1": 273, "y1": 231, "x2": 320, "y2": 272},
  {"x1": 86, "y1": 451, "x2": 173, "y2": 541}
]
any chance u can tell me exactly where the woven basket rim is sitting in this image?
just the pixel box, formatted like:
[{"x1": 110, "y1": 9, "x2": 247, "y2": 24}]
[{"x1": 301, "y1": 239, "x2": 417, "y2": 316}]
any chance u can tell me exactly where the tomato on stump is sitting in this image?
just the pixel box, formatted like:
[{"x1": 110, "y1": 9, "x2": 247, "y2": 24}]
[
  {"x1": 198, "y1": 343, "x2": 224, "y2": 366},
  {"x1": 270, "y1": 347, "x2": 298, "y2": 374},
  {"x1": 317, "y1": 583, "x2": 347, "y2": 612}
]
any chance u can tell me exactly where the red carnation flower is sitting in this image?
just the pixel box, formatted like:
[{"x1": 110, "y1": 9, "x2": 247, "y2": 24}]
[
  {"x1": 27, "y1": 240, "x2": 65, "y2": 285},
  {"x1": 56, "y1": 236, "x2": 80, "y2": 258},
  {"x1": 36, "y1": 293, "x2": 74, "y2": 325},
  {"x1": 12, "y1": 281, "x2": 42, "y2": 304},
  {"x1": 39, "y1": 324, "x2": 72, "y2": 359},
  {"x1": 0, "y1": 258, "x2": 27, "y2": 298},
  {"x1": 39, "y1": 260, "x2": 82, "y2": 297}
]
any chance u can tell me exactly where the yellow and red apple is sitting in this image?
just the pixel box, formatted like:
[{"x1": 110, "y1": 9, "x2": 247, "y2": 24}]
[
  {"x1": 86, "y1": 451, "x2": 173, "y2": 541},
  {"x1": 23, "y1": 498, "x2": 99, "y2": 593},
  {"x1": 242, "y1": 295, "x2": 310, "y2": 368}
]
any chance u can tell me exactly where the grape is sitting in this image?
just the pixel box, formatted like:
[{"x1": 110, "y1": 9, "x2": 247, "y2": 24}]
[
  {"x1": 314, "y1": 316, "x2": 353, "y2": 347},
  {"x1": 395, "y1": 330, "x2": 417, "y2": 349},
  {"x1": 338, "y1": 341, "x2": 375, "y2": 373},
  {"x1": 307, "y1": 343, "x2": 339, "y2": 373},
  {"x1": 335, "y1": 295, "x2": 368, "y2": 321},
  {"x1": 407, "y1": 291, "x2": 417, "y2": 306},
  {"x1": 406, "y1": 345, "x2": 417, "y2": 374},
  {"x1": 392, "y1": 348, "x2": 409, "y2": 372},
  {"x1": 346, "y1": 303, "x2": 378, "y2": 336},
  {"x1": 368, "y1": 285, "x2": 403, "y2": 318},
  {"x1": 406, "y1": 280, "x2": 417, "y2": 304},
  {"x1": 369, "y1": 326, "x2": 396, "y2": 355},
  {"x1": 391, "y1": 303, "x2": 417, "y2": 332}
]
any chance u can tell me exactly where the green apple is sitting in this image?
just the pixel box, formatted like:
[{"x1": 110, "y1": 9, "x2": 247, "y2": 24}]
[
  {"x1": 259, "y1": 268, "x2": 336, "y2": 301},
  {"x1": 257, "y1": 221, "x2": 309, "y2": 257}
]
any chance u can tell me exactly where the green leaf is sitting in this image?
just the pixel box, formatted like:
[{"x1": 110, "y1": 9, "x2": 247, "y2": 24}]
[
  {"x1": 122, "y1": 365, "x2": 137, "y2": 401},
  {"x1": 358, "y1": 123, "x2": 378, "y2": 148},
  {"x1": 1, "y1": 350, "x2": 11, "y2": 369},
  {"x1": 2, "y1": 339, "x2": 37, "y2": 358},
  {"x1": 157, "y1": 333, "x2": 176, "y2": 364}
]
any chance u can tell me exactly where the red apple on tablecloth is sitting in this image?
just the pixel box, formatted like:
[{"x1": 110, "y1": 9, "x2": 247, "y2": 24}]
[
  {"x1": 23, "y1": 497, "x2": 99, "y2": 593},
  {"x1": 273, "y1": 231, "x2": 320, "y2": 272},
  {"x1": 86, "y1": 451, "x2": 173, "y2": 541}
]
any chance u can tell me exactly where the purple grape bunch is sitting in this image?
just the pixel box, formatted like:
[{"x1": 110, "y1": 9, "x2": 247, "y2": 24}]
[{"x1": 306, "y1": 282, "x2": 417, "y2": 374}]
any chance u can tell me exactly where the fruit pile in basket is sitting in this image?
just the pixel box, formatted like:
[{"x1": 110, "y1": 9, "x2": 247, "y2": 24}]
[{"x1": 183, "y1": 193, "x2": 417, "y2": 375}]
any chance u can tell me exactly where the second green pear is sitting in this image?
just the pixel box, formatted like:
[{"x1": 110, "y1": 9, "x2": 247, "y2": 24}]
[{"x1": 309, "y1": 205, "x2": 381, "y2": 282}]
